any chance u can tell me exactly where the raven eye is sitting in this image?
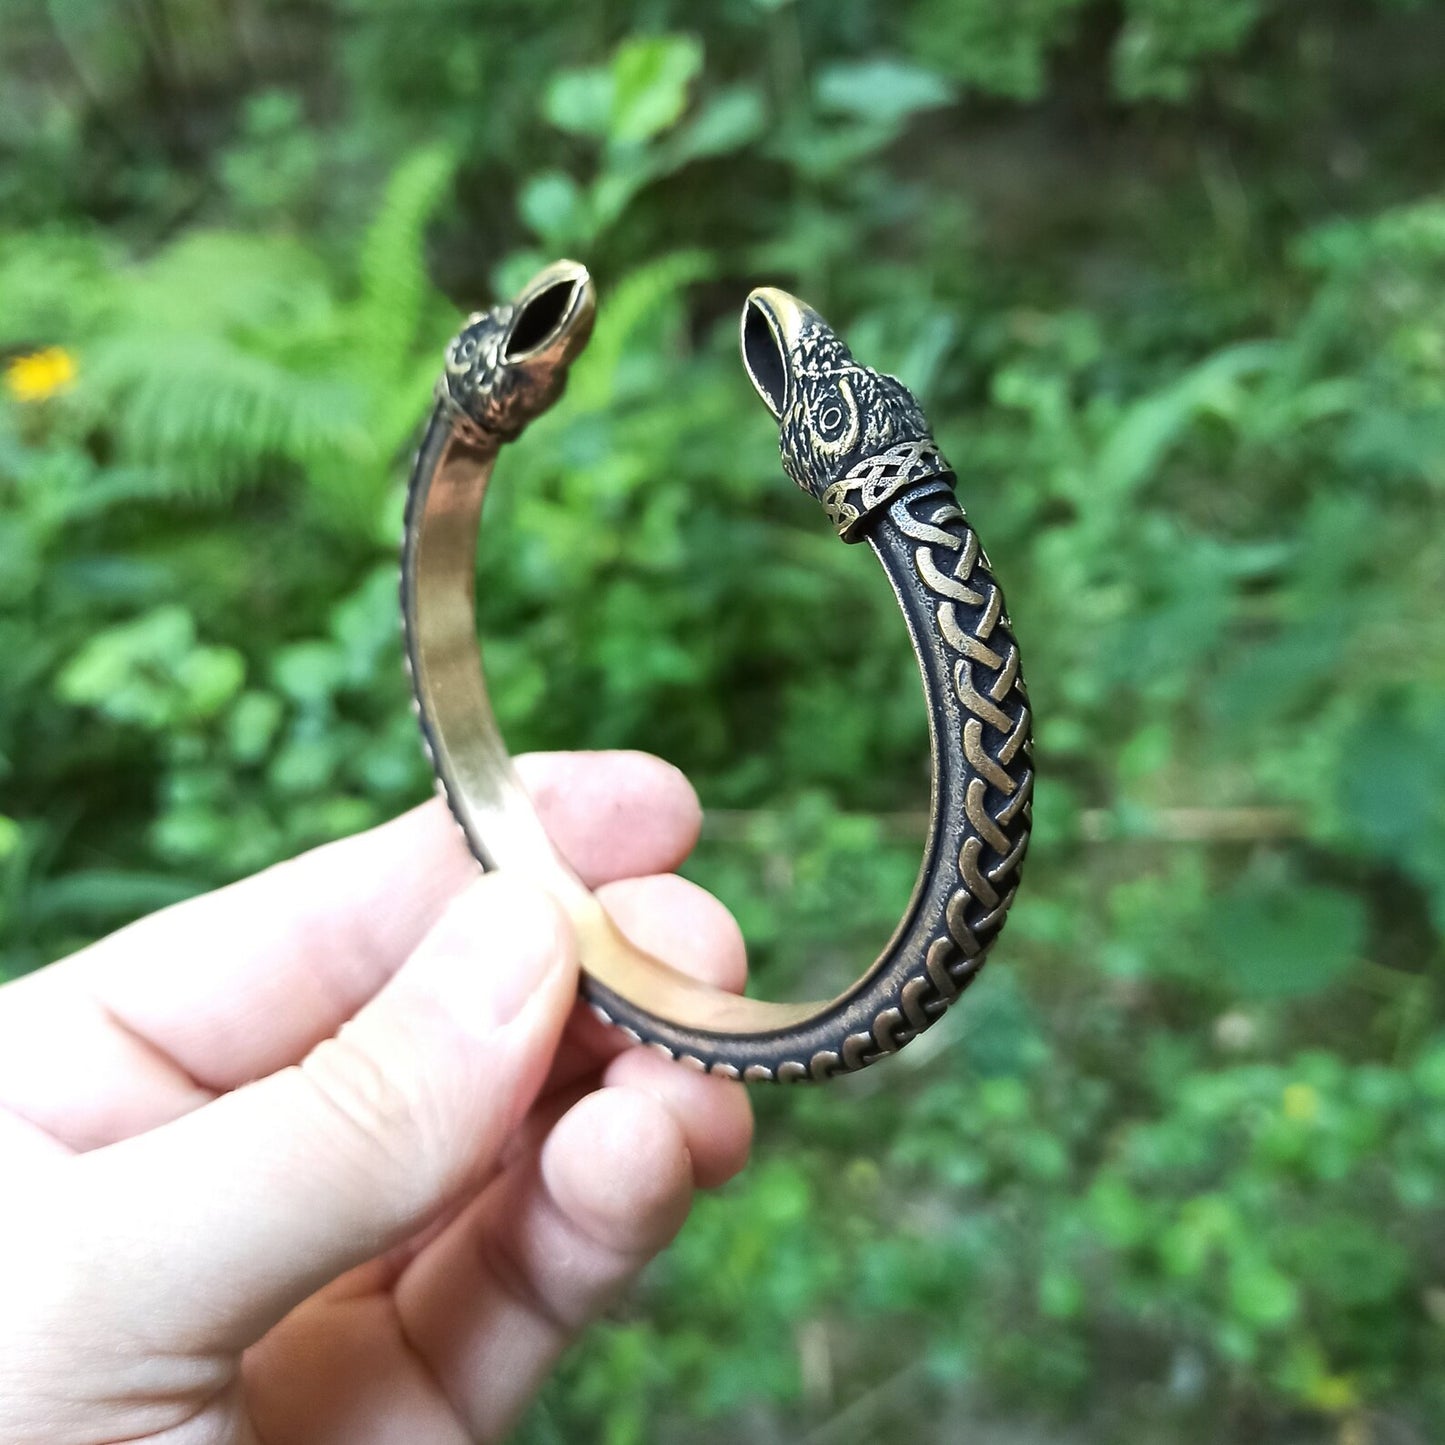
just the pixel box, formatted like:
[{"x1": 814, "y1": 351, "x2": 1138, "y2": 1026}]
[
  {"x1": 445, "y1": 333, "x2": 480, "y2": 374},
  {"x1": 811, "y1": 374, "x2": 859, "y2": 455}
]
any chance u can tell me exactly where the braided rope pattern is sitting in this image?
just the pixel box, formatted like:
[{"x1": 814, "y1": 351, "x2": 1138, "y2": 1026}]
[{"x1": 585, "y1": 481, "x2": 1033, "y2": 1082}]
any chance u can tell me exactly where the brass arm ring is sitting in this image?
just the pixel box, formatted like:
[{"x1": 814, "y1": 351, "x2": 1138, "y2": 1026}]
[{"x1": 401, "y1": 260, "x2": 1033, "y2": 1081}]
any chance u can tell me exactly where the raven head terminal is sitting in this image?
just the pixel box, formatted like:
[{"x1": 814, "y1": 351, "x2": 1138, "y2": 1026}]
[
  {"x1": 741, "y1": 287, "x2": 952, "y2": 540},
  {"x1": 441, "y1": 259, "x2": 596, "y2": 442}
]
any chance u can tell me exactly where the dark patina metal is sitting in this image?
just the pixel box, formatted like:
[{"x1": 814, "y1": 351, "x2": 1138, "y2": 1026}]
[{"x1": 401, "y1": 261, "x2": 1033, "y2": 1081}]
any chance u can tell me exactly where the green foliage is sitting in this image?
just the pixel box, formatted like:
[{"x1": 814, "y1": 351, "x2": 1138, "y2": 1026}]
[
  {"x1": 3, "y1": 2, "x2": 1445, "y2": 1441},
  {"x1": 908, "y1": 0, "x2": 1089, "y2": 99},
  {"x1": 1114, "y1": 0, "x2": 1268, "y2": 101}
]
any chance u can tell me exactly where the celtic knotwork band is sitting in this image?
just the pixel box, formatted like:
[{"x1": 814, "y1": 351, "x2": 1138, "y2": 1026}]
[
  {"x1": 402, "y1": 263, "x2": 1031, "y2": 1081},
  {"x1": 821, "y1": 437, "x2": 952, "y2": 540}
]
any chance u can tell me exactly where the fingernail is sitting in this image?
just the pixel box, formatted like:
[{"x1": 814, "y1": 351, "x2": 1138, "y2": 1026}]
[{"x1": 420, "y1": 875, "x2": 573, "y2": 1035}]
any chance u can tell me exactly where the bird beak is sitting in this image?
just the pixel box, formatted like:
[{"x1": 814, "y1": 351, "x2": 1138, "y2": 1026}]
[
  {"x1": 741, "y1": 285, "x2": 826, "y2": 419},
  {"x1": 503, "y1": 259, "x2": 597, "y2": 369}
]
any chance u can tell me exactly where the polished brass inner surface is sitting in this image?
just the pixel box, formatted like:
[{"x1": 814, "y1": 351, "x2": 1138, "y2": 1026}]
[{"x1": 407, "y1": 263, "x2": 830, "y2": 1034}]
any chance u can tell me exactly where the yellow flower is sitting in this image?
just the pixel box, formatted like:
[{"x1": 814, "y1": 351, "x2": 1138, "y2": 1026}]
[
  {"x1": 1282, "y1": 1081, "x2": 1320, "y2": 1122},
  {"x1": 4, "y1": 346, "x2": 77, "y2": 402}
]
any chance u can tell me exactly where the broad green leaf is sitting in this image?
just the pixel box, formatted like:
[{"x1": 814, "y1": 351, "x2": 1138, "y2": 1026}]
[
  {"x1": 608, "y1": 35, "x2": 703, "y2": 145},
  {"x1": 519, "y1": 170, "x2": 588, "y2": 245},
  {"x1": 272, "y1": 641, "x2": 347, "y2": 706},
  {"x1": 56, "y1": 606, "x2": 244, "y2": 727},
  {"x1": 666, "y1": 85, "x2": 766, "y2": 163},
  {"x1": 1228, "y1": 1253, "x2": 1299, "y2": 1330},
  {"x1": 815, "y1": 58, "x2": 955, "y2": 126},
  {"x1": 1208, "y1": 881, "x2": 1366, "y2": 997},
  {"x1": 543, "y1": 65, "x2": 614, "y2": 138}
]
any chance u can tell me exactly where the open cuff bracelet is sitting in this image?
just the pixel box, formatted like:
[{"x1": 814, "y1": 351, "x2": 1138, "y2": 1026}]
[{"x1": 401, "y1": 260, "x2": 1033, "y2": 1082}]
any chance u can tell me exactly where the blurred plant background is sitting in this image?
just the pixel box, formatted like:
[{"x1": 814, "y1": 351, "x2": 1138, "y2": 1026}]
[{"x1": 3, "y1": 1, "x2": 1445, "y2": 1441}]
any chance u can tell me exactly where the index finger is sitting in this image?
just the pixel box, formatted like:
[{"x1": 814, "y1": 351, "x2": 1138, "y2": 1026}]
[{"x1": 0, "y1": 750, "x2": 701, "y2": 1149}]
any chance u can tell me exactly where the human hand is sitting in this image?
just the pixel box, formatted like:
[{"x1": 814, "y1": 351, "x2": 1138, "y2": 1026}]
[{"x1": 0, "y1": 751, "x2": 752, "y2": 1444}]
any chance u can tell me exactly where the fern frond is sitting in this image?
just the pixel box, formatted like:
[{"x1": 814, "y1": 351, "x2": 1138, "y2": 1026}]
[
  {"x1": 114, "y1": 230, "x2": 336, "y2": 345},
  {"x1": 353, "y1": 145, "x2": 458, "y2": 384},
  {"x1": 85, "y1": 334, "x2": 371, "y2": 498},
  {"x1": 0, "y1": 228, "x2": 121, "y2": 345},
  {"x1": 570, "y1": 249, "x2": 714, "y2": 410}
]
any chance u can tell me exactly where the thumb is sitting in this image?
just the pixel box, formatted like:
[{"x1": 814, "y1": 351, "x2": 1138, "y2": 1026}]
[{"x1": 71, "y1": 873, "x2": 578, "y2": 1350}]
